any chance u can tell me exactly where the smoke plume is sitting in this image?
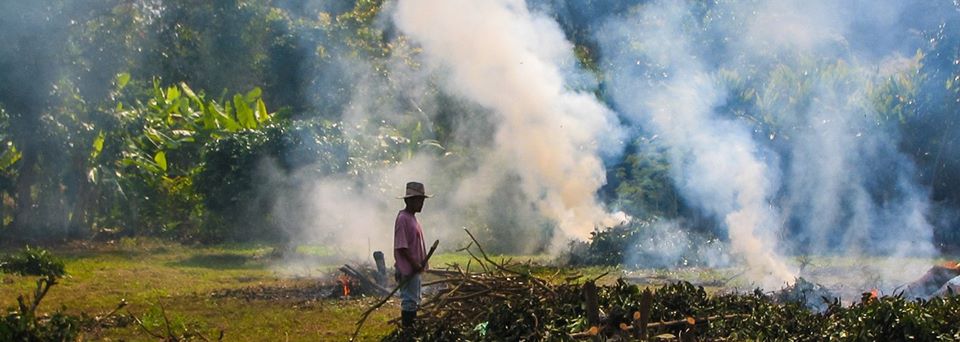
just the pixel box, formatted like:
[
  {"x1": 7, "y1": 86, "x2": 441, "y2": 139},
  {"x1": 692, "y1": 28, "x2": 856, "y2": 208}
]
[
  {"x1": 593, "y1": 0, "x2": 949, "y2": 288},
  {"x1": 597, "y1": 1, "x2": 796, "y2": 288},
  {"x1": 276, "y1": 0, "x2": 948, "y2": 289},
  {"x1": 393, "y1": 0, "x2": 626, "y2": 246}
]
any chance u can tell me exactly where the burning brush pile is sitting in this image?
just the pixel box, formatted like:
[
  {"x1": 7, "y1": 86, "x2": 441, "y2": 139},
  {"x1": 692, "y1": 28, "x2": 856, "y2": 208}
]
[
  {"x1": 371, "y1": 234, "x2": 960, "y2": 341},
  {"x1": 211, "y1": 265, "x2": 385, "y2": 305}
]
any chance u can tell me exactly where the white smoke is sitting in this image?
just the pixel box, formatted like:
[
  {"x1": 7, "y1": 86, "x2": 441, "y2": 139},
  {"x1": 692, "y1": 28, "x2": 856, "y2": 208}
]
[
  {"x1": 269, "y1": 0, "x2": 941, "y2": 289},
  {"x1": 597, "y1": 0, "x2": 941, "y2": 288},
  {"x1": 722, "y1": 0, "x2": 938, "y2": 259},
  {"x1": 598, "y1": 1, "x2": 796, "y2": 288},
  {"x1": 393, "y1": 0, "x2": 626, "y2": 247}
]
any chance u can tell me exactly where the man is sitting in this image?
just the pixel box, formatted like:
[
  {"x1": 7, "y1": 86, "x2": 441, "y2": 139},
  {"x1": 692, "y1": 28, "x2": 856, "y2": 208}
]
[{"x1": 394, "y1": 181, "x2": 430, "y2": 329}]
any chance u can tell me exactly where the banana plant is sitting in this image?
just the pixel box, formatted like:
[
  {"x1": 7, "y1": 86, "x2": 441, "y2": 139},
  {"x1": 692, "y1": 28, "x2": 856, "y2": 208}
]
[{"x1": 118, "y1": 76, "x2": 273, "y2": 180}]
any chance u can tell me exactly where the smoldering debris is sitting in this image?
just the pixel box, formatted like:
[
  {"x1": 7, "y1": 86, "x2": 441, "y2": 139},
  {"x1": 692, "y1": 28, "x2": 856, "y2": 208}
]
[
  {"x1": 901, "y1": 262, "x2": 960, "y2": 299},
  {"x1": 773, "y1": 277, "x2": 836, "y2": 312},
  {"x1": 210, "y1": 266, "x2": 384, "y2": 306}
]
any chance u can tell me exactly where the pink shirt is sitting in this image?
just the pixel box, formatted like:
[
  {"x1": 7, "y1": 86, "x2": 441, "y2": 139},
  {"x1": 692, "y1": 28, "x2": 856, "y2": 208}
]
[{"x1": 394, "y1": 210, "x2": 427, "y2": 275}]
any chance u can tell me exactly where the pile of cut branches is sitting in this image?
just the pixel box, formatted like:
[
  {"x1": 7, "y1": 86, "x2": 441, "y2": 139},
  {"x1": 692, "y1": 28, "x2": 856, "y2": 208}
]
[
  {"x1": 382, "y1": 230, "x2": 587, "y2": 341},
  {"x1": 372, "y1": 231, "x2": 960, "y2": 341}
]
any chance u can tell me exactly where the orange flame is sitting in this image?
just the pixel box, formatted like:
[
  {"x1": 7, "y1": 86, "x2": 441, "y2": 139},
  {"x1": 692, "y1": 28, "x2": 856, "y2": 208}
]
[
  {"x1": 941, "y1": 261, "x2": 960, "y2": 270},
  {"x1": 337, "y1": 274, "x2": 352, "y2": 297},
  {"x1": 869, "y1": 288, "x2": 879, "y2": 300}
]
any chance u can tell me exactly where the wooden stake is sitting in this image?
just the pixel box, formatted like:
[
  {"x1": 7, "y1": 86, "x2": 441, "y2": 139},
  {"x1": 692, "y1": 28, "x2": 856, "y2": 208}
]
[
  {"x1": 583, "y1": 281, "x2": 600, "y2": 342},
  {"x1": 634, "y1": 288, "x2": 653, "y2": 339},
  {"x1": 373, "y1": 251, "x2": 388, "y2": 288}
]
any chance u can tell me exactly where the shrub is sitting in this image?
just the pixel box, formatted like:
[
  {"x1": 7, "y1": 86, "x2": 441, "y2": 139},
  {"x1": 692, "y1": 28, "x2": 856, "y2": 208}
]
[{"x1": 0, "y1": 246, "x2": 66, "y2": 278}]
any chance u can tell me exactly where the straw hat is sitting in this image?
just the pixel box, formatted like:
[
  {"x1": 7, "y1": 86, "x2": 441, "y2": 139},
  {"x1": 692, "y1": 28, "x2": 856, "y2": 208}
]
[{"x1": 399, "y1": 181, "x2": 432, "y2": 199}]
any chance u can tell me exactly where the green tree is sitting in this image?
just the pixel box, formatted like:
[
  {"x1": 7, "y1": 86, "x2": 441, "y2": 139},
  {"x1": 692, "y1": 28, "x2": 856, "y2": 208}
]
[
  {"x1": 0, "y1": 1, "x2": 72, "y2": 238},
  {"x1": 106, "y1": 79, "x2": 273, "y2": 239}
]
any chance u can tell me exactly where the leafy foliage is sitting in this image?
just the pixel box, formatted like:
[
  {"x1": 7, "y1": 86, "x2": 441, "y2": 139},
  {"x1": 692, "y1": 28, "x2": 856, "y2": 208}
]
[
  {"x1": 602, "y1": 136, "x2": 681, "y2": 219},
  {"x1": 1, "y1": 295, "x2": 83, "y2": 342},
  {"x1": 91, "y1": 79, "x2": 276, "y2": 240},
  {"x1": 390, "y1": 276, "x2": 960, "y2": 341},
  {"x1": 0, "y1": 247, "x2": 78, "y2": 341},
  {"x1": 563, "y1": 219, "x2": 722, "y2": 268},
  {"x1": 0, "y1": 246, "x2": 66, "y2": 278}
]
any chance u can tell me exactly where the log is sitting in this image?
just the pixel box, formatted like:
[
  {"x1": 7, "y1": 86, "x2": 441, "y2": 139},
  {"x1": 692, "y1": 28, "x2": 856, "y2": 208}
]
[
  {"x1": 373, "y1": 251, "x2": 387, "y2": 288},
  {"x1": 633, "y1": 288, "x2": 653, "y2": 339},
  {"x1": 583, "y1": 281, "x2": 600, "y2": 342}
]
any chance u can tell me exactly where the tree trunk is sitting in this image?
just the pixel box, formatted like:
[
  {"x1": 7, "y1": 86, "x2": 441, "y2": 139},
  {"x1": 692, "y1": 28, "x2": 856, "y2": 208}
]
[
  {"x1": 67, "y1": 152, "x2": 91, "y2": 237},
  {"x1": 12, "y1": 147, "x2": 37, "y2": 239}
]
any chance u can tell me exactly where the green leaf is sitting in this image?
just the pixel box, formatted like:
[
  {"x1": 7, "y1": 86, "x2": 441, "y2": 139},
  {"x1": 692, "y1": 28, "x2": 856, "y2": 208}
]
[
  {"x1": 124, "y1": 156, "x2": 160, "y2": 175},
  {"x1": 89, "y1": 131, "x2": 105, "y2": 160},
  {"x1": 166, "y1": 85, "x2": 181, "y2": 102},
  {"x1": 116, "y1": 72, "x2": 131, "y2": 89},
  {"x1": 208, "y1": 101, "x2": 241, "y2": 131},
  {"x1": 201, "y1": 104, "x2": 218, "y2": 130},
  {"x1": 412, "y1": 121, "x2": 423, "y2": 143},
  {"x1": 256, "y1": 98, "x2": 269, "y2": 123},
  {"x1": 179, "y1": 82, "x2": 200, "y2": 103},
  {"x1": 0, "y1": 144, "x2": 21, "y2": 170},
  {"x1": 152, "y1": 78, "x2": 163, "y2": 102},
  {"x1": 244, "y1": 87, "x2": 262, "y2": 103},
  {"x1": 154, "y1": 151, "x2": 167, "y2": 173},
  {"x1": 234, "y1": 94, "x2": 256, "y2": 129},
  {"x1": 144, "y1": 127, "x2": 163, "y2": 145}
]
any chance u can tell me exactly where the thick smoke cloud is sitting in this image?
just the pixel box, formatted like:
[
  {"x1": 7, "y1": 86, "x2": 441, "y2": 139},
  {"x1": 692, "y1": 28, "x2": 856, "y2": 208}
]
[
  {"x1": 270, "y1": 0, "x2": 633, "y2": 262},
  {"x1": 724, "y1": 0, "x2": 940, "y2": 259},
  {"x1": 730, "y1": 0, "x2": 939, "y2": 259},
  {"x1": 392, "y1": 0, "x2": 626, "y2": 245},
  {"x1": 597, "y1": 1, "x2": 795, "y2": 288},
  {"x1": 593, "y1": 0, "x2": 949, "y2": 288},
  {"x1": 274, "y1": 0, "x2": 952, "y2": 289}
]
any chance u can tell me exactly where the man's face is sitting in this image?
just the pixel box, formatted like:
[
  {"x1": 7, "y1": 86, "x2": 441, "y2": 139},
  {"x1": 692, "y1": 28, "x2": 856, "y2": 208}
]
[{"x1": 408, "y1": 196, "x2": 426, "y2": 213}]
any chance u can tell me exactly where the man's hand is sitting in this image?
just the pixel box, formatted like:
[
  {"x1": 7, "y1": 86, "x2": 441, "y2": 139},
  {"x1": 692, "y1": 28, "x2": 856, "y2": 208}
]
[{"x1": 397, "y1": 247, "x2": 424, "y2": 274}]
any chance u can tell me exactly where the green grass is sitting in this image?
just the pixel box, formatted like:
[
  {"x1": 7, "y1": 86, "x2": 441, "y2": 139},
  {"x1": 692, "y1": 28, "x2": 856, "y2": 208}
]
[
  {"x1": 0, "y1": 242, "x2": 621, "y2": 340},
  {"x1": 0, "y1": 238, "x2": 396, "y2": 341},
  {"x1": 294, "y1": 244, "x2": 336, "y2": 257}
]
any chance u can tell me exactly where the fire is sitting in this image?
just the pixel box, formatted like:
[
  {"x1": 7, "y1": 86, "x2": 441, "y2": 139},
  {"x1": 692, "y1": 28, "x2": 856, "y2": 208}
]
[
  {"x1": 941, "y1": 261, "x2": 960, "y2": 270},
  {"x1": 337, "y1": 273, "x2": 352, "y2": 297}
]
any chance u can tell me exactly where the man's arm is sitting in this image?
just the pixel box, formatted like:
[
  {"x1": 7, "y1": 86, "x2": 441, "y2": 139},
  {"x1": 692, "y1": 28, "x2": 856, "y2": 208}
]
[{"x1": 396, "y1": 247, "x2": 424, "y2": 274}]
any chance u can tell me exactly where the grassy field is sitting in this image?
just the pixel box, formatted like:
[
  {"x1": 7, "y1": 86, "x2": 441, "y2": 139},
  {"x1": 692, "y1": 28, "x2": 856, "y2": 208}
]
[
  {"x1": 0, "y1": 239, "x2": 597, "y2": 341},
  {"x1": 0, "y1": 239, "x2": 400, "y2": 341}
]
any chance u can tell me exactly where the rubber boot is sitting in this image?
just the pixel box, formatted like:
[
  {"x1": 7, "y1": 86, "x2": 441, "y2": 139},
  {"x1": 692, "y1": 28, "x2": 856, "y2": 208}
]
[{"x1": 401, "y1": 310, "x2": 416, "y2": 329}]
